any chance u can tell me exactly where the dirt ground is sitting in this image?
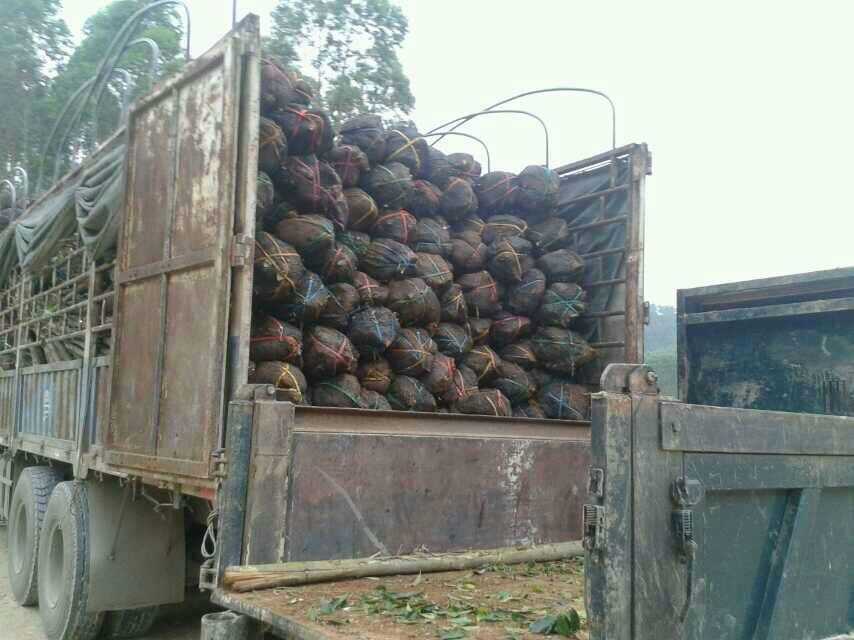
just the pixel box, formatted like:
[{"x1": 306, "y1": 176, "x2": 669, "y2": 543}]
[{"x1": 0, "y1": 528, "x2": 207, "y2": 640}]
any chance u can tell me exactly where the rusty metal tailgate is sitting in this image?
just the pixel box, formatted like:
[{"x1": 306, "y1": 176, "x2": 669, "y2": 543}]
[{"x1": 106, "y1": 17, "x2": 259, "y2": 480}]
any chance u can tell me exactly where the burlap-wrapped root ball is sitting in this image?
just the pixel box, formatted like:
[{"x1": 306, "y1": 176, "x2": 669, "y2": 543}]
[
  {"x1": 513, "y1": 403, "x2": 547, "y2": 419},
  {"x1": 287, "y1": 271, "x2": 331, "y2": 324},
  {"x1": 469, "y1": 318, "x2": 492, "y2": 345},
  {"x1": 339, "y1": 115, "x2": 386, "y2": 164},
  {"x1": 336, "y1": 231, "x2": 371, "y2": 261},
  {"x1": 537, "y1": 249, "x2": 585, "y2": 283},
  {"x1": 516, "y1": 165, "x2": 560, "y2": 215},
  {"x1": 458, "y1": 271, "x2": 501, "y2": 318},
  {"x1": 256, "y1": 172, "x2": 275, "y2": 222},
  {"x1": 422, "y1": 353, "x2": 457, "y2": 395},
  {"x1": 441, "y1": 365, "x2": 479, "y2": 405},
  {"x1": 384, "y1": 126, "x2": 430, "y2": 177},
  {"x1": 463, "y1": 345, "x2": 501, "y2": 383},
  {"x1": 499, "y1": 340, "x2": 537, "y2": 370},
  {"x1": 319, "y1": 283, "x2": 359, "y2": 331},
  {"x1": 439, "y1": 284, "x2": 468, "y2": 324},
  {"x1": 303, "y1": 326, "x2": 358, "y2": 379},
  {"x1": 387, "y1": 278, "x2": 440, "y2": 328},
  {"x1": 344, "y1": 188, "x2": 379, "y2": 232},
  {"x1": 313, "y1": 374, "x2": 366, "y2": 409},
  {"x1": 278, "y1": 156, "x2": 348, "y2": 230},
  {"x1": 250, "y1": 316, "x2": 302, "y2": 365},
  {"x1": 361, "y1": 389, "x2": 392, "y2": 411},
  {"x1": 434, "y1": 322, "x2": 473, "y2": 360},
  {"x1": 387, "y1": 328, "x2": 436, "y2": 376},
  {"x1": 326, "y1": 145, "x2": 370, "y2": 188},
  {"x1": 538, "y1": 381, "x2": 591, "y2": 420},
  {"x1": 271, "y1": 106, "x2": 333, "y2": 156},
  {"x1": 449, "y1": 233, "x2": 488, "y2": 274},
  {"x1": 260, "y1": 58, "x2": 313, "y2": 112},
  {"x1": 353, "y1": 271, "x2": 389, "y2": 306},
  {"x1": 447, "y1": 153, "x2": 481, "y2": 180},
  {"x1": 372, "y1": 209, "x2": 417, "y2": 245},
  {"x1": 488, "y1": 236, "x2": 534, "y2": 284},
  {"x1": 413, "y1": 217, "x2": 451, "y2": 256},
  {"x1": 455, "y1": 389, "x2": 511, "y2": 417},
  {"x1": 318, "y1": 244, "x2": 358, "y2": 284},
  {"x1": 415, "y1": 253, "x2": 453, "y2": 290},
  {"x1": 253, "y1": 232, "x2": 305, "y2": 302},
  {"x1": 506, "y1": 268, "x2": 546, "y2": 316},
  {"x1": 258, "y1": 118, "x2": 287, "y2": 177},
  {"x1": 540, "y1": 283, "x2": 588, "y2": 328},
  {"x1": 250, "y1": 361, "x2": 307, "y2": 404},
  {"x1": 275, "y1": 215, "x2": 335, "y2": 264},
  {"x1": 360, "y1": 238, "x2": 417, "y2": 282},
  {"x1": 475, "y1": 171, "x2": 518, "y2": 214},
  {"x1": 440, "y1": 177, "x2": 478, "y2": 222},
  {"x1": 483, "y1": 215, "x2": 528, "y2": 244},
  {"x1": 526, "y1": 217, "x2": 569, "y2": 254},
  {"x1": 349, "y1": 306, "x2": 400, "y2": 356},
  {"x1": 490, "y1": 361, "x2": 536, "y2": 406},
  {"x1": 409, "y1": 180, "x2": 442, "y2": 218},
  {"x1": 357, "y1": 357, "x2": 394, "y2": 394},
  {"x1": 489, "y1": 312, "x2": 532, "y2": 348},
  {"x1": 361, "y1": 162, "x2": 413, "y2": 210},
  {"x1": 530, "y1": 327, "x2": 597, "y2": 375},
  {"x1": 387, "y1": 375, "x2": 437, "y2": 412}
]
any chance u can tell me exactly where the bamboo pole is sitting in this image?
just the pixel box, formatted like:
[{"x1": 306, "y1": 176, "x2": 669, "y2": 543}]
[{"x1": 223, "y1": 541, "x2": 583, "y2": 593}]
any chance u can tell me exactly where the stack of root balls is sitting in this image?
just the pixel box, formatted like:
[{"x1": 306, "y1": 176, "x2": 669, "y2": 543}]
[{"x1": 249, "y1": 58, "x2": 595, "y2": 420}]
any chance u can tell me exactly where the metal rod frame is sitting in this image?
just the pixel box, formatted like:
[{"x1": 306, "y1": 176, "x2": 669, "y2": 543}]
[{"x1": 419, "y1": 131, "x2": 492, "y2": 173}]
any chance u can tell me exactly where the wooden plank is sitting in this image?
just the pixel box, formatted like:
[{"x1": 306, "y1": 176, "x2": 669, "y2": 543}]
[
  {"x1": 683, "y1": 296, "x2": 854, "y2": 325},
  {"x1": 661, "y1": 401, "x2": 854, "y2": 456}
]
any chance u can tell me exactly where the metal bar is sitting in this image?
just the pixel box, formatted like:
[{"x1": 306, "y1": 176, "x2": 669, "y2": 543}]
[
  {"x1": 586, "y1": 278, "x2": 627, "y2": 288},
  {"x1": 590, "y1": 341, "x2": 626, "y2": 349},
  {"x1": 562, "y1": 184, "x2": 630, "y2": 209},
  {"x1": 567, "y1": 215, "x2": 628, "y2": 234},
  {"x1": 116, "y1": 246, "x2": 217, "y2": 284},
  {"x1": 682, "y1": 296, "x2": 854, "y2": 326}
]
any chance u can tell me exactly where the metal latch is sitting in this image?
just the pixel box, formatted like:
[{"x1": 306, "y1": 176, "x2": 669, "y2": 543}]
[
  {"x1": 582, "y1": 504, "x2": 605, "y2": 551},
  {"x1": 643, "y1": 300, "x2": 651, "y2": 325},
  {"x1": 588, "y1": 467, "x2": 605, "y2": 498},
  {"x1": 671, "y1": 476, "x2": 704, "y2": 621},
  {"x1": 230, "y1": 234, "x2": 253, "y2": 267}
]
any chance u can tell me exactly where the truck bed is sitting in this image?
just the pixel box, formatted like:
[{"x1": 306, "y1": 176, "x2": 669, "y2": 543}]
[{"x1": 214, "y1": 559, "x2": 587, "y2": 640}]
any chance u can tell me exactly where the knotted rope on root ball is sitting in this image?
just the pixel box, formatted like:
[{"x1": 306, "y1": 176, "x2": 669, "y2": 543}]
[
  {"x1": 415, "y1": 253, "x2": 453, "y2": 290},
  {"x1": 439, "y1": 284, "x2": 468, "y2": 324},
  {"x1": 490, "y1": 361, "x2": 536, "y2": 405},
  {"x1": 278, "y1": 156, "x2": 348, "y2": 230},
  {"x1": 349, "y1": 306, "x2": 400, "y2": 356},
  {"x1": 455, "y1": 389, "x2": 511, "y2": 417},
  {"x1": 540, "y1": 283, "x2": 588, "y2": 328},
  {"x1": 468, "y1": 317, "x2": 492, "y2": 345},
  {"x1": 361, "y1": 162, "x2": 413, "y2": 211},
  {"x1": 353, "y1": 271, "x2": 389, "y2": 307},
  {"x1": 513, "y1": 403, "x2": 546, "y2": 419},
  {"x1": 458, "y1": 271, "x2": 501, "y2": 318},
  {"x1": 304, "y1": 326, "x2": 358, "y2": 379},
  {"x1": 422, "y1": 353, "x2": 457, "y2": 395},
  {"x1": 357, "y1": 357, "x2": 394, "y2": 394},
  {"x1": 440, "y1": 177, "x2": 478, "y2": 222},
  {"x1": 275, "y1": 215, "x2": 335, "y2": 264},
  {"x1": 488, "y1": 236, "x2": 534, "y2": 284},
  {"x1": 463, "y1": 345, "x2": 501, "y2": 383},
  {"x1": 336, "y1": 230, "x2": 371, "y2": 261},
  {"x1": 343, "y1": 188, "x2": 379, "y2": 233},
  {"x1": 449, "y1": 233, "x2": 488, "y2": 274},
  {"x1": 526, "y1": 216, "x2": 569, "y2": 254},
  {"x1": 447, "y1": 153, "x2": 482, "y2": 181},
  {"x1": 538, "y1": 381, "x2": 590, "y2": 420},
  {"x1": 475, "y1": 171, "x2": 518, "y2": 214},
  {"x1": 489, "y1": 312, "x2": 532, "y2": 349},
  {"x1": 260, "y1": 58, "x2": 313, "y2": 112},
  {"x1": 413, "y1": 216, "x2": 451, "y2": 256},
  {"x1": 409, "y1": 180, "x2": 442, "y2": 218},
  {"x1": 384, "y1": 126, "x2": 430, "y2": 177},
  {"x1": 326, "y1": 145, "x2": 369, "y2": 188},
  {"x1": 453, "y1": 216, "x2": 486, "y2": 239},
  {"x1": 482, "y1": 215, "x2": 528, "y2": 245},
  {"x1": 319, "y1": 283, "x2": 360, "y2": 331},
  {"x1": 271, "y1": 106, "x2": 333, "y2": 156},
  {"x1": 339, "y1": 114, "x2": 386, "y2": 164},
  {"x1": 253, "y1": 232, "x2": 305, "y2": 303},
  {"x1": 250, "y1": 315, "x2": 302, "y2": 365},
  {"x1": 312, "y1": 374, "x2": 366, "y2": 409},
  {"x1": 441, "y1": 365, "x2": 479, "y2": 405},
  {"x1": 250, "y1": 361, "x2": 307, "y2": 404},
  {"x1": 537, "y1": 249, "x2": 585, "y2": 283},
  {"x1": 271, "y1": 271, "x2": 330, "y2": 324},
  {"x1": 318, "y1": 244, "x2": 358, "y2": 284},
  {"x1": 387, "y1": 278, "x2": 441, "y2": 328},
  {"x1": 361, "y1": 389, "x2": 392, "y2": 411},
  {"x1": 372, "y1": 209, "x2": 417, "y2": 245},
  {"x1": 434, "y1": 322, "x2": 473, "y2": 360},
  {"x1": 387, "y1": 328, "x2": 437, "y2": 376},
  {"x1": 258, "y1": 117, "x2": 287, "y2": 177},
  {"x1": 517, "y1": 165, "x2": 560, "y2": 215},
  {"x1": 530, "y1": 327, "x2": 597, "y2": 375},
  {"x1": 506, "y1": 268, "x2": 546, "y2": 316},
  {"x1": 387, "y1": 375, "x2": 437, "y2": 412},
  {"x1": 499, "y1": 340, "x2": 538, "y2": 370},
  {"x1": 360, "y1": 238, "x2": 417, "y2": 282}
]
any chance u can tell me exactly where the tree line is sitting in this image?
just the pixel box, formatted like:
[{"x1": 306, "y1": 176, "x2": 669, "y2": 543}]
[{"x1": 1, "y1": 0, "x2": 413, "y2": 199}]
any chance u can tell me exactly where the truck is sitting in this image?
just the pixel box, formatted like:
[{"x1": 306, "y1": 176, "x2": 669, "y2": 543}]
[{"x1": 0, "y1": 13, "x2": 851, "y2": 640}]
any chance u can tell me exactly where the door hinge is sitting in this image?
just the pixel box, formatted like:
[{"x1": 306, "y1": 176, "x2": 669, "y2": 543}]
[
  {"x1": 643, "y1": 300, "x2": 651, "y2": 325},
  {"x1": 671, "y1": 476, "x2": 704, "y2": 621},
  {"x1": 230, "y1": 234, "x2": 253, "y2": 267},
  {"x1": 210, "y1": 448, "x2": 228, "y2": 478},
  {"x1": 582, "y1": 504, "x2": 605, "y2": 552}
]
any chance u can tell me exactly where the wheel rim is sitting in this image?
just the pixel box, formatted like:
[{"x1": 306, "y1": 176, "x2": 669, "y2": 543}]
[
  {"x1": 11, "y1": 500, "x2": 27, "y2": 576},
  {"x1": 43, "y1": 524, "x2": 65, "y2": 610}
]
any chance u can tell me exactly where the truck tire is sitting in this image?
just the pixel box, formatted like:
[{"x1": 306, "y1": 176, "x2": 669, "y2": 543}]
[
  {"x1": 37, "y1": 481, "x2": 104, "y2": 640},
  {"x1": 7, "y1": 465, "x2": 63, "y2": 605},
  {"x1": 101, "y1": 607, "x2": 159, "y2": 639}
]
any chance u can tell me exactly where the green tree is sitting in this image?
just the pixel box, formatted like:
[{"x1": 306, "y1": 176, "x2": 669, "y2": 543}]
[
  {"x1": 43, "y1": 0, "x2": 185, "y2": 184},
  {"x1": 0, "y1": 0, "x2": 70, "y2": 188},
  {"x1": 266, "y1": 0, "x2": 415, "y2": 124}
]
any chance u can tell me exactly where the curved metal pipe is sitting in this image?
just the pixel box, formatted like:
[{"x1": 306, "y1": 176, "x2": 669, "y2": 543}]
[
  {"x1": 427, "y1": 109, "x2": 550, "y2": 167},
  {"x1": 434, "y1": 87, "x2": 616, "y2": 151},
  {"x1": 125, "y1": 37, "x2": 161, "y2": 80},
  {"x1": 420, "y1": 131, "x2": 492, "y2": 173},
  {"x1": 0, "y1": 180, "x2": 16, "y2": 211},
  {"x1": 90, "y1": 68, "x2": 135, "y2": 151},
  {"x1": 12, "y1": 167, "x2": 28, "y2": 204}
]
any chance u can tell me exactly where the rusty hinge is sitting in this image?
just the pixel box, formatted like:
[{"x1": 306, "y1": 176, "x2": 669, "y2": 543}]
[
  {"x1": 210, "y1": 448, "x2": 227, "y2": 478},
  {"x1": 582, "y1": 504, "x2": 605, "y2": 552},
  {"x1": 643, "y1": 300, "x2": 651, "y2": 325},
  {"x1": 230, "y1": 234, "x2": 253, "y2": 267}
]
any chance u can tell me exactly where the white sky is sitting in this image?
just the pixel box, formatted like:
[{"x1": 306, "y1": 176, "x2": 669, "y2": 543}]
[{"x1": 60, "y1": 0, "x2": 854, "y2": 305}]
